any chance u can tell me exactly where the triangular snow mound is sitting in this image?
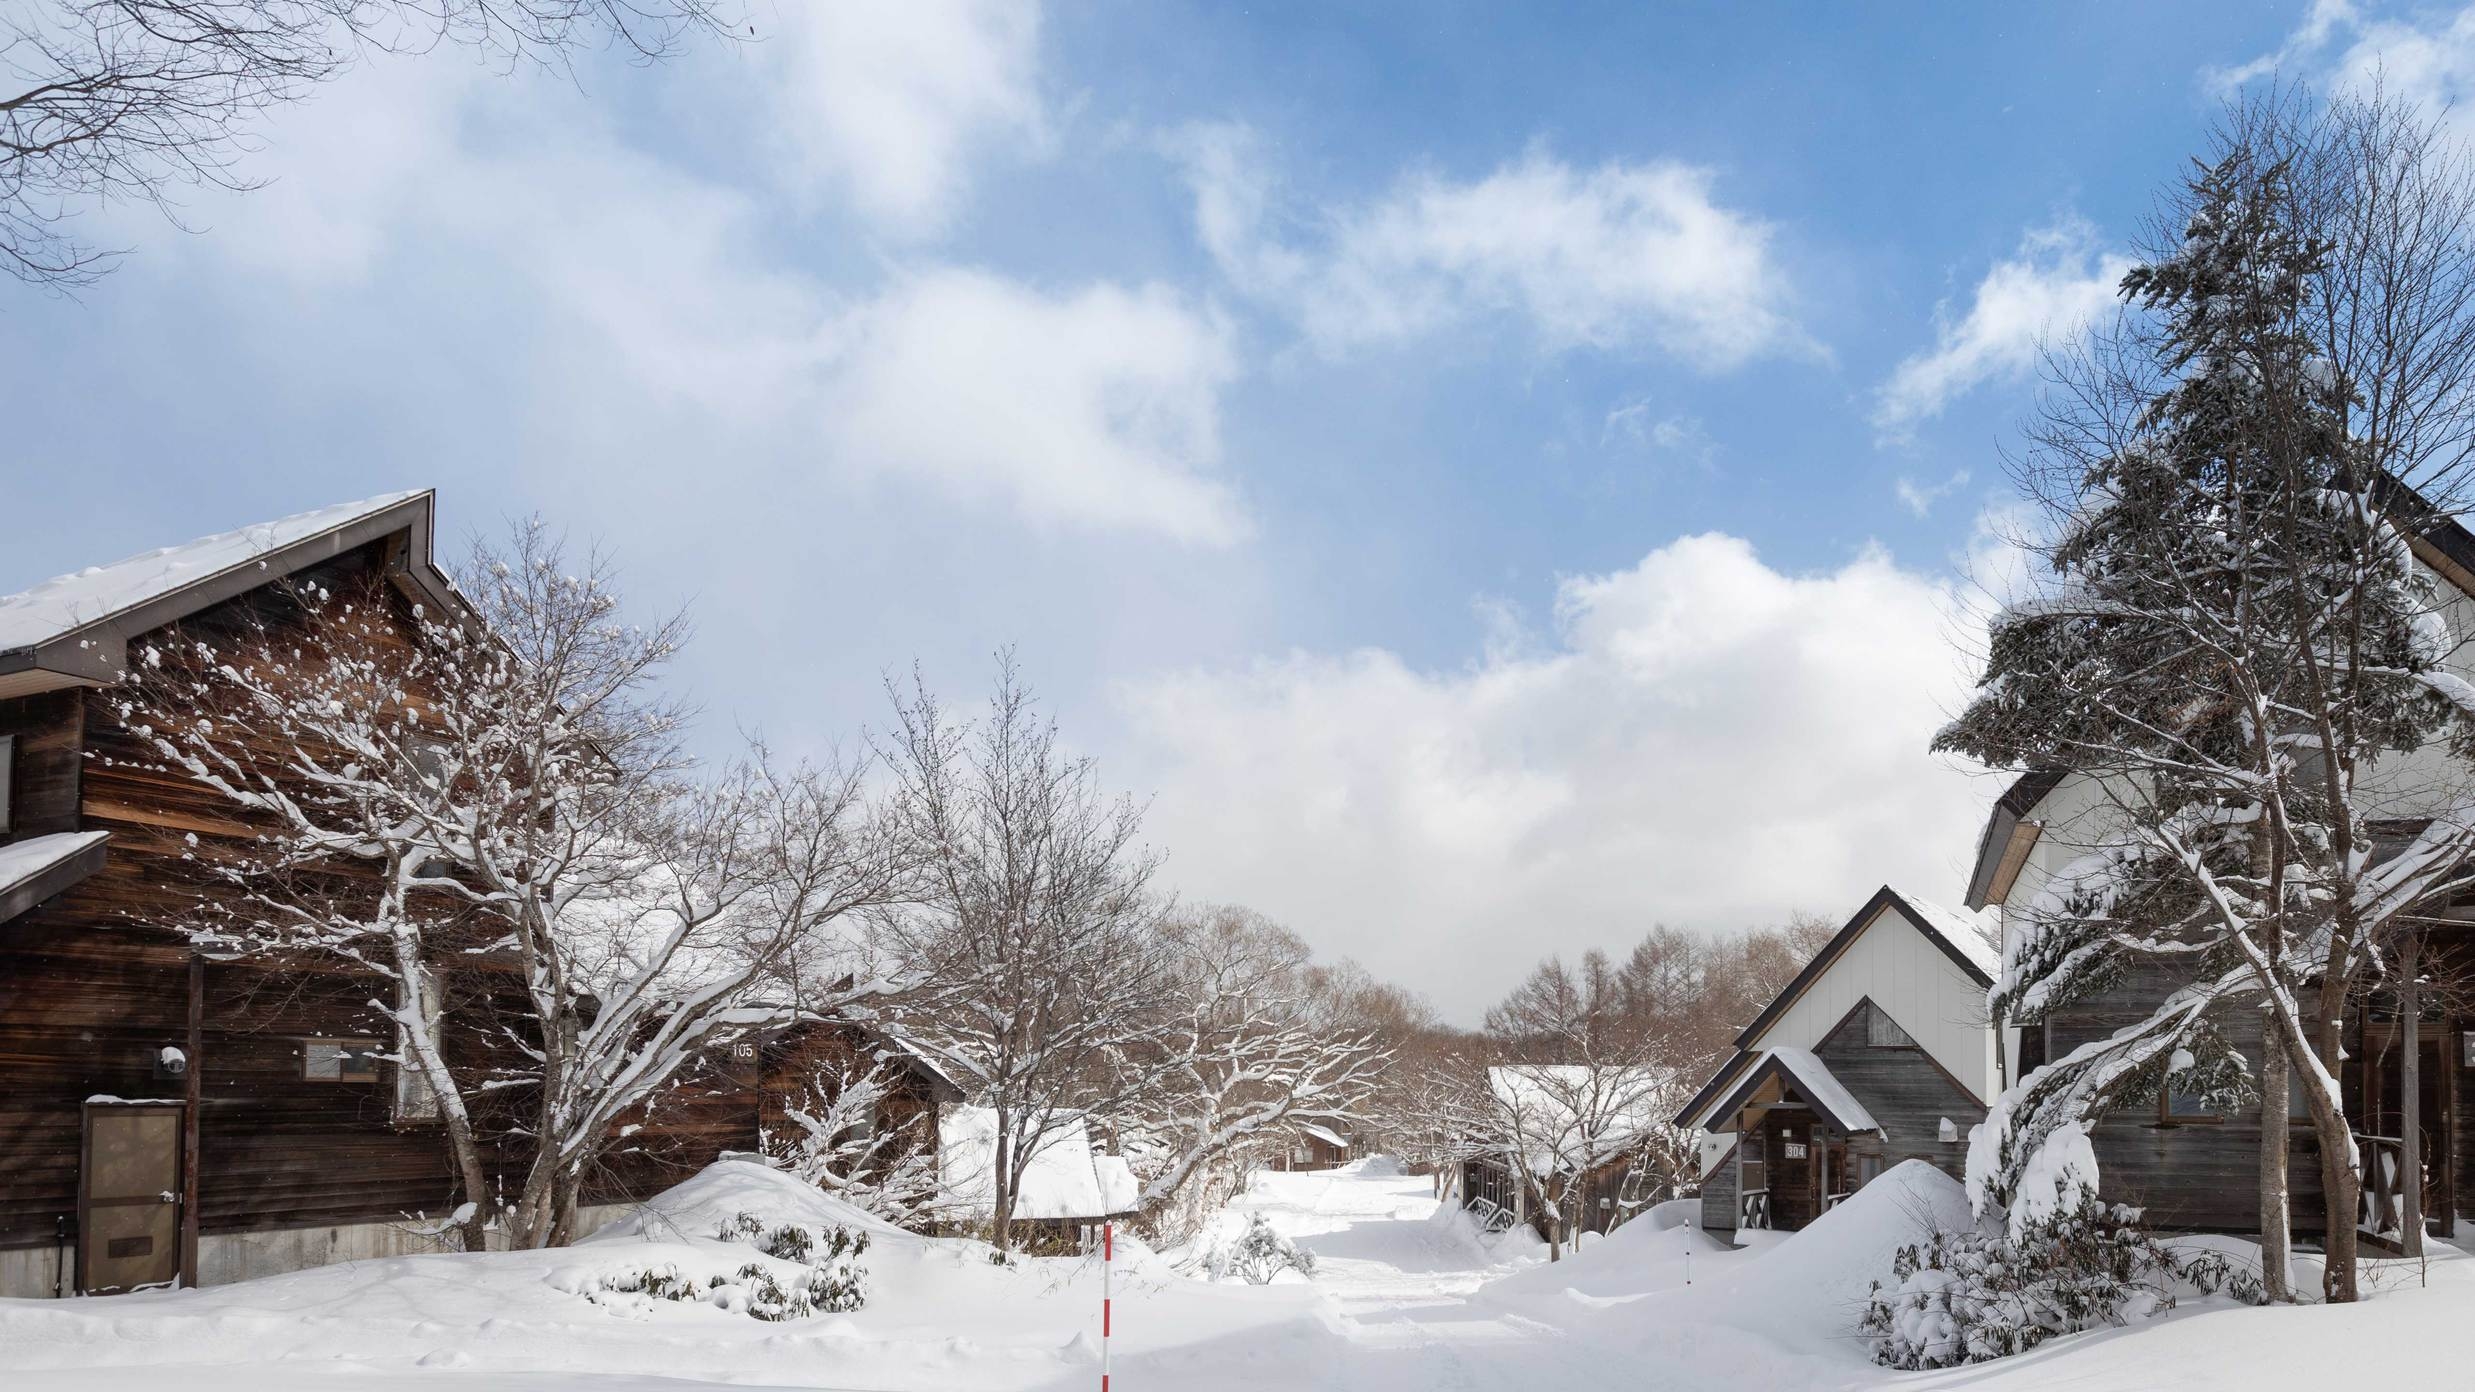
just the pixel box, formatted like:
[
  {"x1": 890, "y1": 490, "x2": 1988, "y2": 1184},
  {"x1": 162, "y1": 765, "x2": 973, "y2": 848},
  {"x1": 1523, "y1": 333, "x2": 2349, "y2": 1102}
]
[
  {"x1": 581, "y1": 1156, "x2": 911, "y2": 1246},
  {"x1": 1712, "y1": 1160, "x2": 1976, "y2": 1349}
]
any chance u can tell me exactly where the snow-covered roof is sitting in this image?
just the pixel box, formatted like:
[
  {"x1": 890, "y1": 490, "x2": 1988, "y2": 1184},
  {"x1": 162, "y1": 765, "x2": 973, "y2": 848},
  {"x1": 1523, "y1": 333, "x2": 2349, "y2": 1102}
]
[
  {"x1": 936, "y1": 1106, "x2": 1140, "y2": 1222},
  {"x1": 1300, "y1": 1122, "x2": 1349, "y2": 1149},
  {"x1": 0, "y1": 492, "x2": 449, "y2": 698},
  {"x1": 0, "y1": 493, "x2": 426, "y2": 652},
  {"x1": 1893, "y1": 890, "x2": 2001, "y2": 981},
  {"x1": 0, "y1": 830, "x2": 110, "y2": 924},
  {"x1": 1485, "y1": 1064, "x2": 1670, "y2": 1173},
  {"x1": 1700, "y1": 1047, "x2": 1881, "y2": 1136}
]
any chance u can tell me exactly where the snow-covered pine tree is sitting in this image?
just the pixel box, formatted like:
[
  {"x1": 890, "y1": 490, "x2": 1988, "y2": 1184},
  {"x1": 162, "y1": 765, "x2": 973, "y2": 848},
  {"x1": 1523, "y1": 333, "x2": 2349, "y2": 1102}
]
[{"x1": 1938, "y1": 136, "x2": 2475, "y2": 1303}]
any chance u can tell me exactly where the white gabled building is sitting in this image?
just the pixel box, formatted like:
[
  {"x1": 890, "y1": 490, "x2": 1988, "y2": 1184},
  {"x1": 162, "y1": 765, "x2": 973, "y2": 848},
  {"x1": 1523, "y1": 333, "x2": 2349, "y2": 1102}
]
[{"x1": 1675, "y1": 885, "x2": 1999, "y2": 1237}]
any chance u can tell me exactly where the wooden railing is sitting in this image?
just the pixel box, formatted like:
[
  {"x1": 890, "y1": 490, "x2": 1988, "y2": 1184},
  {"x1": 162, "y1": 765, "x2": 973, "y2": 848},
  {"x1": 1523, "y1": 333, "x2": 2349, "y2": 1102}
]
[
  {"x1": 1740, "y1": 1187, "x2": 1771, "y2": 1230},
  {"x1": 1464, "y1": 1196, "x2": 1519, "y2": 1235},
  {"x1": 2357, "y1": 1133, "x2": 2407, "y2": 1239},
  {"x1": 1824, "y1": 1190, "x2": 1853, "y2": 1212}
]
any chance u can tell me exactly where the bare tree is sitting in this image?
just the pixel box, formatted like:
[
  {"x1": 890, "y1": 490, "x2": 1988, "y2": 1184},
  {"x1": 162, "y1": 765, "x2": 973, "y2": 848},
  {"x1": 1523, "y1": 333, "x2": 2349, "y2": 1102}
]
[
  {"x1": 2, "y1": 0, "x2": 730, "y2": 288},
  {"x1": 1481, "y1": 955, "x2": 1693, "y2": 1260},
  {"x1": 110, "y1": 518, "x2": 905, "y2": 1250},
  {"x1": 1126, "y1": 906, "x2": 1390, "y2": 1239},
  {"x1": 873, "y1": 654, "x2": 1184, "y2": 1252},
  {"x1": 762, "y1": 1053, "x2": 942, "y2": 1226}
]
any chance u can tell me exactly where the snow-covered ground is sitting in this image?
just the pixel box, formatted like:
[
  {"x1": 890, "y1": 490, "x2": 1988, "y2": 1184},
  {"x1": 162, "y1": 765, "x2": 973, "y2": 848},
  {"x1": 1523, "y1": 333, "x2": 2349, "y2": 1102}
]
[{"x1": 5, "y1": 1156, "x2": 2474, "y2": 1390}]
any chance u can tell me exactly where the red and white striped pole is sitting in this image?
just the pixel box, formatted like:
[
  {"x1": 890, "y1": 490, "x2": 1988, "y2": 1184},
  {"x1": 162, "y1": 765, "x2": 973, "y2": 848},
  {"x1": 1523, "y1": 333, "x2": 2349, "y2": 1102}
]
[{"x1": 1100, "y1": 1221, "x2": 1114, "y2": 1392}]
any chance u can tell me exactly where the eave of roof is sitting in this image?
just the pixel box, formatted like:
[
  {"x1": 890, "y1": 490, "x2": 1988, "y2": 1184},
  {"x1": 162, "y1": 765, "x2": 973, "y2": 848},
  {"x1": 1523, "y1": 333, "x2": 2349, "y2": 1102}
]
[
  {"x1": 0, "y1": 491, "x2": 457, "y2": 698},
  {"x1": 1960, "y1": 482, "x2": 2475, "y2": 910},
  {"x1": 0, "y1": 830, "x2": 110, "y2": 926},
  {"x1": 1700, "y1": 1047, "x2": 1882, "y2": 1136}
]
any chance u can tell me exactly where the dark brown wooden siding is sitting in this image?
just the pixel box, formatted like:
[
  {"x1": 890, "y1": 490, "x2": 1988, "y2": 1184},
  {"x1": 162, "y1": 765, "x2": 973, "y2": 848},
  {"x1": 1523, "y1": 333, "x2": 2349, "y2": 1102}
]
[
  {"x1": 0, "y1": 689, "x2": 82, "y2": 838},
  {"x1": 0, "y1": 540, "x2": 773, "y2": 1256}
]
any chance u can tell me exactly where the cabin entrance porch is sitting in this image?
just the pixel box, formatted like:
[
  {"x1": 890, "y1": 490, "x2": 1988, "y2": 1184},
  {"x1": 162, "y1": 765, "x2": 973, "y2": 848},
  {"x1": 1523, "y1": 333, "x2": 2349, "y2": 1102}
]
[{"x1": 2344, "y1": 1009, "x2": 2465, "y2": 1246}]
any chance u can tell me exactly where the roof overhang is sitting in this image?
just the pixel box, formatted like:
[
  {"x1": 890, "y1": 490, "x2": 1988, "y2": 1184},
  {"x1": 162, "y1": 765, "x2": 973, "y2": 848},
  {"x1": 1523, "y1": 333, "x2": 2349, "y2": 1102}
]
[
  {"x1": 0, "y1": 831, "x2": 110, "y2": 926},
  {"x1": 1700, "y1": 1049, "x2": 1881, "y2": 1136},
  {"x1": 0, "y1": 492, "x2": 458, "y2": 698},
  {"x1": 1961, "y1": 768, "x2": 2067, "y2": 910}
]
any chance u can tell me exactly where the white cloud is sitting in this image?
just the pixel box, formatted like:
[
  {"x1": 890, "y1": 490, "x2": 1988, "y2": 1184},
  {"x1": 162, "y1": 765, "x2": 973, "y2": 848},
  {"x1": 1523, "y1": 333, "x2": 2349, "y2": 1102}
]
[
  {"x1": 2205, "y1": 0, "x2": 2359, "y2": 93},
  {"x1": 1873, "y1": 219, "x2": 2129, "y2": 438},
  {"x1": 753, "y1": 0, "x2": 1048, "y2": 236},
  {"x1": 824, "y1": 270, "x2": 1246, "y2": 545},
  {"x1": 1112, "y1": 534, "x2": 1987, "y2": 1020},
  {"x1": 1167, "y1": 123, "x2": 1806, "y2": 367},
  {"x1": 1894, "y1": 469, "x2": 1971, "y2": 517},
  {"x1": 150, "y1": 54, "x2": 1241, "y2": 547}
]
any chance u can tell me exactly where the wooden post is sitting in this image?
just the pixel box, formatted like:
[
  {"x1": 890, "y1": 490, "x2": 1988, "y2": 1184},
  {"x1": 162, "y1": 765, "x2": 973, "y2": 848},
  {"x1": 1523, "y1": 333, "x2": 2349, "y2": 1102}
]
[
  {"x1": 180, "y1": 956, "x2": 202, "y2": 1287},
  {"x1": 2401, "y1": 933, "x2": 2425, "y2": 1257}
]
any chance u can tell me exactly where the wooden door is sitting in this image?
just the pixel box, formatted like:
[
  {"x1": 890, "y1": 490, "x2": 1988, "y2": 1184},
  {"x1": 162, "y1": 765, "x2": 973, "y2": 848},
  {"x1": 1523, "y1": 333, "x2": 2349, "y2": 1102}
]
[
  {"x1": 1764, "y1": 1111, "x2": 1814, "y2": 1229},
  {"x1": 79, "y1": 1103, "x2": 184, "y2": 1294}
]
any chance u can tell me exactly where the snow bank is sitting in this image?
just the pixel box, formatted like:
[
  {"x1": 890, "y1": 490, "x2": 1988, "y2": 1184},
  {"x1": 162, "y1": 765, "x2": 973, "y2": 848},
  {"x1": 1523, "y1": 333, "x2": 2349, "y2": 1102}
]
[
  {"x1": 1480, "y1": 1203, "x2": 1732, "y2": 1304},
  {"x1": 581, "y1": 1154, "x2": 907, "y2": 1246},
  {"x1": 1710, "y1": 1160, "x2": 1977, "y2": 1350}
]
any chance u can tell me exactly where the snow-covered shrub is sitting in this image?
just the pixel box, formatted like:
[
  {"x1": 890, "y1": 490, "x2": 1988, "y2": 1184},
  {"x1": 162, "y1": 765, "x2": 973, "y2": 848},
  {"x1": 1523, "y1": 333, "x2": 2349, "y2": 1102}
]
[
  {"x1": 575, "y1": 1209, "x2": 873, "y2": 1319},
  {"x1": 711, "y1": 1209, "x2": 872, "y2": 1312},
  {"x1": 581, "y1": 1256, "x2": 869, "y2": 1321},
  {"x1": 1206, "y1": 1213, "x2": 1317, "y2": 1285},
  {"x1": 1862, "y1": 1190, "x2": 2258, "y2": 1368}
]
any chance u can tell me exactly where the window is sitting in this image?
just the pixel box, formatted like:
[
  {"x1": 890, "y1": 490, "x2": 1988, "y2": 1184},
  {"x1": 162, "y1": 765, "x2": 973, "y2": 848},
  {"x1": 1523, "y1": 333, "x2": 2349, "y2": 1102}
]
[
  {"x1": 2163, "y1": 1084, "x2": 2220, "y2": 1123},
  {"x1": 409, "y1": 736, "x2": 452, "y2": 793},
  {"x1": 1864, "y1": 1005, "x2": 1913, "y2": 1048},
  {"x1": 0, "y1": 732, "x2": 15, "y2": 832},
  {"x1": 394, "y1": 968, "x2": 443, "y2": 1123},
  {"x1": 1857, "y1": 1154, "x2": 1886, "y2": 1187},
  {"x1": 304, "y1": 1038, "x2": 382, "y2": 1082}
]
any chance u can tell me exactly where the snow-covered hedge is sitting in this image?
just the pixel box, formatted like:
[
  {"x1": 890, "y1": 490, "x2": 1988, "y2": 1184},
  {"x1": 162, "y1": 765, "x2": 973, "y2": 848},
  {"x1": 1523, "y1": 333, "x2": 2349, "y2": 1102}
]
[
  {"x1": 1862, "y1": 1190, "x2": 2258, "y2": 1368},
  {"x1": 574, "y1": 1208, "x2": 872, "y2": 1320},
  {"x1": 1205, "y1": 1212, "x2": 1317, "y2": 1285}
]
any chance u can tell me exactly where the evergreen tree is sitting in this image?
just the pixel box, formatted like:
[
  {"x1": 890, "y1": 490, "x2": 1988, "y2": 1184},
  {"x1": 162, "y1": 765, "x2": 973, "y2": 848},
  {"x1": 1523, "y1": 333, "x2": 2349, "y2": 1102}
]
[{"x1": 1939, "y1": 141, "x2": 2475, "y2": 1303}]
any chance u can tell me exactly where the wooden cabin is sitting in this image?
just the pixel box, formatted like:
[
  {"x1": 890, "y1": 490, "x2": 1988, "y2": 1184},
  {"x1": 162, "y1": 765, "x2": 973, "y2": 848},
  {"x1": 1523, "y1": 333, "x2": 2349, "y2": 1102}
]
[
  {"x1": 1960, "y1": 504, "x2": 2475, "y2": 1245},
  {"x1": 0, "y1": 494, "x2": 945, "y2": 1296},
  {"x1": 1678, "y1": 886, "x2": 1997, "y2": 1240},
  {"x1": 934, "y1": 1105, "x2": 1141, "y2": 1252},
  {"x1": 1970, "y1": 768, "x2": 2475, "y2": 1241},
  {"x1": 1279, "y1": 1122, "x2": 1352, "y2": 1171},
  {"x1": 1454, "y1": 1064, "x2": 1667, "y2": 1242}
]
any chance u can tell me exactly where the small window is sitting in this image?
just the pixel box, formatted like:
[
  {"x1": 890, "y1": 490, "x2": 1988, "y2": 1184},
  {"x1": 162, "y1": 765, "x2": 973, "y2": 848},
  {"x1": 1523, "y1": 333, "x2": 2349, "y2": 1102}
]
[
  {"x1": 0, "y1": 732, "x2": 15, "y2": 833},
  {"x1": 1865, "y1": 1005, "x2": 1913, "y2": 1048},
  {"x1": 409, "y1": 736, "x2": 452, "y2": 793},
  {"x1": 1857, "y1": 1154, "x2": 1886, "y2": 1187},
  {"x1": 304, "y1": 1038, "x2": 382, "y2": 1082},
  {"x1": 2163, "y1": 1086, "x2": 2219, "y2": 1123}
]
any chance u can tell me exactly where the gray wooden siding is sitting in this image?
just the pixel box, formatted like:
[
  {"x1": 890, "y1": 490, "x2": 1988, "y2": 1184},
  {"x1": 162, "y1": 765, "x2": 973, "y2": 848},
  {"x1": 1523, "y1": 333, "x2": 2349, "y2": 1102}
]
[{"x1": 1814, "y1": 999, "x2": 1984, "y2": 1186}]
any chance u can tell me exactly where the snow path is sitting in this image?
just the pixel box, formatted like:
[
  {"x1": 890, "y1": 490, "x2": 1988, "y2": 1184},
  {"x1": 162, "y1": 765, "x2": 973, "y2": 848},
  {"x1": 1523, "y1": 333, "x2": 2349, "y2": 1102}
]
[{"x1": 20, "y1": 1157, "x2": 2448, "y2": 1390}]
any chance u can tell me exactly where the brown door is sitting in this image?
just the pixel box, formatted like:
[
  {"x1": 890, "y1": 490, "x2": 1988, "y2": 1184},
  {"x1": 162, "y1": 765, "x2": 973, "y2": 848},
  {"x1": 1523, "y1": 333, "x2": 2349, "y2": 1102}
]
[
  {"x1": 79, "y1": 1103, "x2": 184, "y2": 1294},
  {"x1": 1765, "y1": 1111, "x2": 1814, "y2": 1229}
]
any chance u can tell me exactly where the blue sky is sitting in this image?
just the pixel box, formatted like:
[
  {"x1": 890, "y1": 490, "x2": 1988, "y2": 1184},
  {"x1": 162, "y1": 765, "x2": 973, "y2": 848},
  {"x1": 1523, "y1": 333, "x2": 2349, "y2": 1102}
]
[{"x1": 0, "y1": 0, "x2": 2424, "y2": 1016}]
